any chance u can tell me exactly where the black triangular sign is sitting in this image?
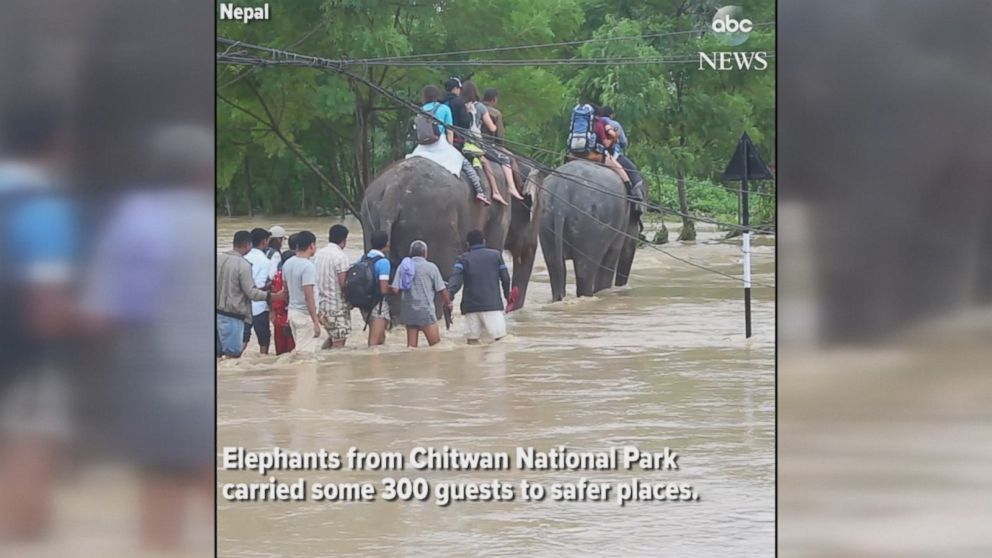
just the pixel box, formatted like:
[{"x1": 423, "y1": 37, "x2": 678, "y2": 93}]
[{"x1": 722, "y1": 132, "x2": 774, "y2": 181}]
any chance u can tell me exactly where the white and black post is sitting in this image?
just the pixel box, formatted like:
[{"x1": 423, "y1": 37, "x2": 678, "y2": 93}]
[
  {"x1": 723, "y1": 132, "x2": 771, "y2": 340},
  {"x1": 741, "y1": 141, "x2": 752, "y2": 339}
]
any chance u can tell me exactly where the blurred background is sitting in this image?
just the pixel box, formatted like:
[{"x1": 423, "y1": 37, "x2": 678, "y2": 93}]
[
  {"x1": 779, "y1": 0, "x2": 992, "y2": 555},
  {"x1": 0, "y1": 0, "x2": 213, "y2": 556}
]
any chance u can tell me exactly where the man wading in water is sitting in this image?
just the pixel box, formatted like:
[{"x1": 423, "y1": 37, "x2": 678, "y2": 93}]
[
  {"x1": 282, "y1": 230, "x2": 322, "y2": 354},
  {"x1": 391, "y1": 240, "x2": 451, "y2": 347},
  {"x1": 216, "y1": 230, "x2": 287, "y2": 358},
  {"x1": 446, "y1": 230, "x2": 511, "y2": 344}
]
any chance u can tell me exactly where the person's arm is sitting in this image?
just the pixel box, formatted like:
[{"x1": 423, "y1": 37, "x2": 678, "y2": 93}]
[
  {"x1": 432, "y1": 265, "x2": 452, "y2": 311},
  {"x1": 482, "y1": 110, "x2": 497, "y2": 134},
  {"x1": 301, "y1": 263, "x2": 319, "y2": 336},
  {"x1": 377, "y1": 259, "x2": 391, "y2": 295},
  {"x1": 241, "y1": 263, "x2": 273, "y2": 302},
  {"x1": 303, "y1": 284, "x2": 320, "y2": 337},
  {"x1": 389, "y1": 271, "x2": 401, "y2": 294},
  {"x1": 498, "y1": 255, "x2": 511, "y2": 301},
  {"x1": 447, "y1": 257, "x2": 465, "y2": 298},
  {"x1": 441, "y1": 106, "x2": 454, "y2": 144},
  {"x1": 336, "y1": 255, "x2": 348, "y2": 288}
]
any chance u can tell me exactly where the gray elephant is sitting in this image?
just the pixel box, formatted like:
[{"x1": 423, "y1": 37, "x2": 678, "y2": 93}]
[
  {"x1": 539, "y1": 159, "x2": 639, "y2": 301},
  {"x1": 361, "y1": 156, "x2": 543, "y2": 317}
]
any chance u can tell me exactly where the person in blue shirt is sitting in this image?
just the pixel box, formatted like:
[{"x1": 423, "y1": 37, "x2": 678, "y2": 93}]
[
  {"x1": 0, "y1": 99, "x2": 77, "y2": 539},
  {"x1": 412, "y1": 85, "x2": 491, "y2": 205},
  {"x1": 359, "y1": 230, "x2": 393, "y2": 346}
]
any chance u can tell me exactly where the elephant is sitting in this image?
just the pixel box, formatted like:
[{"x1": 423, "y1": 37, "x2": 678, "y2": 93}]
[
  {"x1": 361, "y1": 155, "x2": 543, "y2": 319},
  {"x1": 539, "y1": 159, "x2": 639, "y2": 302}
]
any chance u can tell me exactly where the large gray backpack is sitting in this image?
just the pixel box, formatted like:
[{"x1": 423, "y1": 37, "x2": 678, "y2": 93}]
[{"x1": 414, "y1": 104, "x2": 442, "y2": 145}]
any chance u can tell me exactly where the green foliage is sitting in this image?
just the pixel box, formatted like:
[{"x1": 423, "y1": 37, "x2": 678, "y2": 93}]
[{"x1": 217, "y1": 0, "x2": 775, "y2": 222}]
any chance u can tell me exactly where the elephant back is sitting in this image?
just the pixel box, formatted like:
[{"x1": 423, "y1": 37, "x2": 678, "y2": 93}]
[{"x1": 545, "y1": 159, "x2": 628, "y2": 216}]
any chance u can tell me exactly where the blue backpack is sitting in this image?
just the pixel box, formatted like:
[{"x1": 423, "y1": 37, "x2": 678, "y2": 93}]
[{"x1": 567, "y1": 104, "x2": 597, "y2": 153}]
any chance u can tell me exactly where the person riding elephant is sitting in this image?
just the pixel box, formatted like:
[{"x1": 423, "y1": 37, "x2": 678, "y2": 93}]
[
  {"x1": 409, "y1": 84, "x2": 492, "y2": 205},
  {"x1": 459, "y1": 80, "x2": 524, "y2": 203},
  {"x1": 596, "y1": 106, "x2": 644, "y2": 214}
]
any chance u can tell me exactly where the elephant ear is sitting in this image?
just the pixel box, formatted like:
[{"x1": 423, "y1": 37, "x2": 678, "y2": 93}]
[{"x1": 523, "y1": 168, "x2": 543, "y2": 199}]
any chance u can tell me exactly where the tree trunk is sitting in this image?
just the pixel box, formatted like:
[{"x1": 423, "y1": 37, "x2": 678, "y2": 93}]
[
  {"x1": 244, "y1": 153, "x2": 254, "y2": 217},
  {"x1": 654, "y1": 220, "x2": 669, "y2": 244},
  {"x1": 353, "y1": 98, "x2": 373, "y2": 194},
  {"x1": 391, "y1": 116, "x2": 406, "y2": 162},
  {"x1": 676, "y1": 172, "x2": 695, "y2": 240},
  {"x1": 224, "y1": 190, "x2": 232, "y2": 217}
]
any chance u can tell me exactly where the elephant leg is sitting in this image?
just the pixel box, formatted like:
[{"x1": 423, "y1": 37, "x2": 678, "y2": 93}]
[
  {"x1": 574, "y1": 255, "x2": 598, "y2": 297},
  {"x1": 595, "y1": 240, "x2": 621, "y2": 293},
  {"x1": 548, "y1": 253, "x2": 566, "y2": 302},
  {"x1": 541, "y1": 215, "x2": 567, "y2": 302},
  {"x1": 615, "y1": 222, "x2": 638, "y2": 287}
]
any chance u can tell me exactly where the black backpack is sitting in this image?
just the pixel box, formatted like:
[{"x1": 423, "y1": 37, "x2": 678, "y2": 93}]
[
  {"x1": 414, "y1": 104, "x2": 442, "y2": 145},
  {"x1": 343, "y1": 254, "x2": 385, "y2": 310}
]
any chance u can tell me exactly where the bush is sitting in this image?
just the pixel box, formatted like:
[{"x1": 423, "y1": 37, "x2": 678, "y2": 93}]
[{"x1": 643, "y1": 168, "x2": 742, "y2": 227}]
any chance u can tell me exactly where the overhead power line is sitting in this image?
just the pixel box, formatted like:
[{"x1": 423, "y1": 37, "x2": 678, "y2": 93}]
[{"x1": 355, "y1": 22, "x2": 776, "y2": 63}]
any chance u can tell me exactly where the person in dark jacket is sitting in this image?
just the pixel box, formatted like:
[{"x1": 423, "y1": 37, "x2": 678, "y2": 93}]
[
  {"x1": 446, "y1": 230, "x2": 511, "y2": 344},
  {"x1": 442, "y1": 77, "x2": 471, "y2": 152}
]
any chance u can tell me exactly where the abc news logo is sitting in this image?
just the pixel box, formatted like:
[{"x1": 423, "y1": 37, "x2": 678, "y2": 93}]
[{"x1": 699, "y1": 8, "x2": 769, "y2": 71}]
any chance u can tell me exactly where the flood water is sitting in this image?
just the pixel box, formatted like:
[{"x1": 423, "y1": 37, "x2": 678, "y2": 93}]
[{"x1": 217, "y1": 216, "x2": 775, "y2": 557}]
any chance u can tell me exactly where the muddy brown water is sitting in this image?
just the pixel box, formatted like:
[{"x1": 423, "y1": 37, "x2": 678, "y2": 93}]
[{"x1": 217, "y1": 216, "x2": 775, "y2": 557}]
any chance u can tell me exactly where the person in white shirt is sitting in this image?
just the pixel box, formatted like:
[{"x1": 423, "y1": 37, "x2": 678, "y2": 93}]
[
  {"x1": 244, "y1": 228, "x2": 273, "y2": 354},
  {"x1": 266, "y1": 225, "x2": 286, "y2": 280},
  {"x1": 314, "y1": 224, "x2": 352, "y2": 349}
]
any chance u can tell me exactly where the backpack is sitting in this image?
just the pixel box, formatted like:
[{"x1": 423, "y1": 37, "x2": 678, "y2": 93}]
[
  {"x1": 567, "y1": 104, "x2": 598, "y2": 153},
  {"x1": 414, "y1": 104, "x2": 442, "y2": 145},
  {"x1": 467, "y1": 102, "x2": 482, "y2": 138},
  {"x1": 343, "y1": 254, "x2": 385, "y2": 310}
]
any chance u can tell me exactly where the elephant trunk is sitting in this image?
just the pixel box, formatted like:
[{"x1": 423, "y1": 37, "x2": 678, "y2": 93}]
[
  {"x1": 615, "y1": 217, "x2": 638, "y2": 287},
  {"x1": 511, "y1": 244, "x2": 537, "y2": 309}
]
